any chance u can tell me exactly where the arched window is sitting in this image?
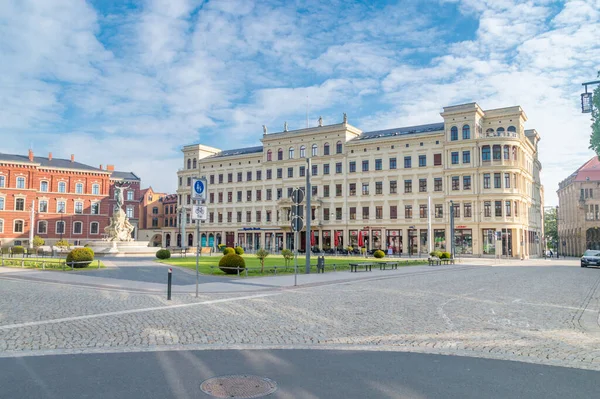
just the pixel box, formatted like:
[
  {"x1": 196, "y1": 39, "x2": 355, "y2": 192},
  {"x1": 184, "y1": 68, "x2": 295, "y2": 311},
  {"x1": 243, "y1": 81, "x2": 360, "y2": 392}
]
[
  {"x1": 40, "y1": 181, "x2": 48, "y2": 192},
  {"x1": 90, "y1": 222, "x2": 99, "y2": 235},
  {"x1": 312, "y1": 144, "x2": 318, "y2": 156},
  {"x1": 56, "y1": 221, "x2": 65, "y2": 235},
  {"x1": 462, "y1": 125, "x2": 470, "y2": 139},
  {"x1": 73, "y1": 221, "x2": 83, "y2": 234},
  {"x1": 492, "y1": 145, "x2": 501, "y2": 160},
  {"x1": 267, "y1": 150, "x2": 272, "y2": 161},
  {"x1": 92, "y1": 184, "x2": 100, "y2": 195},
  {"x1": 324, "y1": 143, "x2": 330, "y2": 156},
  {"x1": 497, "y1": 127, "x2": 505, "y2": 136},
  {"x1": 450, "y1": 126, "x2": 458, "y2": 141},
  {"x1": 152, "y1": 207, "x2": 159, "y2": 214},
  {"x1": 482, "y1": 146, "x2": 491, "y2": 161},
  {"x1": 486, "y1": 128, "x2": 494, "y2": 137},
  {"x1": 300, "y1": 145, "x2": 306, "y2": 158},
  {"x1": 15, "y1": 198, "x2": 25, "y2": 211},
  {"x1": 193, "y1": 158, "x2": 197, "y2": 169},
  {"x1": 512, "y1": 146, "x2": 518, "y2": 161},
  {"x1": 336, "y1": 141, "x2": 343, "y2": 154},
  {"x1": 187, "y1": 159, "x2": 191, "y2": 169},
  {"x1": 289, "y1": 147, "x2": 295, "y2": 159},
  {"x1": 58, "y1": 182, "x2": 66, "y2": 193},
  {"x1": 507, "y1": 126, "x2": 517, "y2": 137},
  {"x1": 16, "y1": 177, "x2": 25, "y2": 189},
  {"x1": 503, "y1": 145, "x2": 510, "y2": 160},
  {"x1": 13, "y1": 220, "x2": 24, "y2": 233},
  {"x1": 76, "y1": 183, "x2": 83, "y2": 194},
  {"x1": 277, "y1": 148, "x2": 283, "y2": 161},
  {"x1": 37, "y1": 220, "x2": 47, "y2": 234}
]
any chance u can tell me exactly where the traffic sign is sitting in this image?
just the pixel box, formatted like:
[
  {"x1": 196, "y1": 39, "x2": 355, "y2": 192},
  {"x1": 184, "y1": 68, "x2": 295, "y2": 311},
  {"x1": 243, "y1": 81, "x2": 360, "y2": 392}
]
[
  {"x1": 291, "y1": 205, "x2": 304, "y2": 218},
  {"x1": 291, "y1": 216, "x2": 303, "y2": 232},
  {"x1": 191, "y1": 205, "x2": 207, "y2": 221},
  {"x1": 291, "y1": 188, "x2": 304, "y2": 204},
  {"x1": 192, "y1": 178, "x2": 207, "y2": 202}
]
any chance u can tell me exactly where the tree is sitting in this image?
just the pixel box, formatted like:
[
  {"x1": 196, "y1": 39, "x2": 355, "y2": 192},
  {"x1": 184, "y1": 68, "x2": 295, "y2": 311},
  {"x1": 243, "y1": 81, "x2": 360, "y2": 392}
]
[
  {"x1": 588, "y1": 71, "x2": 600, "y2": 156},
  {"x1": 544, "y1": 207, "x2": 558, "y2": 250},
  {"x1": 281, "y1": 249, "x2": 293, "y2": 267},
  {"x1": 255, "y1": 249, "x2": 269, "y2": 273},
  {"x1": 32, "y1": 235, "x2": 45, "y2": 248}
]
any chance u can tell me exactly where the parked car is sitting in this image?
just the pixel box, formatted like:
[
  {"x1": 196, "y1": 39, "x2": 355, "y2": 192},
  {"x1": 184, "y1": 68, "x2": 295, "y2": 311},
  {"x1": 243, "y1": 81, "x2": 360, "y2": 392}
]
[{"x1": 581, "y1": 250, "x2": 600, "y2": 267}]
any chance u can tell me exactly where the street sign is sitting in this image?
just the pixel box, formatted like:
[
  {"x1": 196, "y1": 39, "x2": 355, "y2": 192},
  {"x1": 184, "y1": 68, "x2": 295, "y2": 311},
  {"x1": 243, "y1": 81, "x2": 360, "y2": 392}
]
[
  {"x1": 191, "y1": 205, "x2": 207, "y2": 221},
  {"x1": 191, "y1": 178, "x2": 207, "y2": 202},
  {"x1": 291, "y1": 215, "x2": 303, "y2": 232},
  {"x1": 291, "y1": 188, "x2": 304, "y2": 204},
  {"x1": 291, "y1": 205, "x2": 304, "y2": 218}
]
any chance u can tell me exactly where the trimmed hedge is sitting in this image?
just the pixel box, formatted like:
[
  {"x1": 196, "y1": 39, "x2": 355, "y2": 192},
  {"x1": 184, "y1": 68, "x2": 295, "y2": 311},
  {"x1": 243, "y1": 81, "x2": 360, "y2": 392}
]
[
  {"x1": 430, "y1": 251, "x2": 443, "y2": 258},
  {"x1": 373, "y1": 249, "x2": 385, "y2": 258},
  {"x1": 223, "y1": 247, "x2": 235, "y2": 255},
  {"x1": 11, "y1": 246, "x2": 25, "y2": 254},
  {"x1": 66, "y1": 248, "x2": 94, "y2": 268},
  {"x1": 234, "y1": 246, "x2": 244, "y2": 255},
  {"x1": 440, "y1": 252, "x2": 451, "y2": 259},
  {"x1": 156, "y1": 249, "x2": 171, "y2": 259},
  {"x1": 219, "y1": 254, "x2": 246, "y2": 274}
]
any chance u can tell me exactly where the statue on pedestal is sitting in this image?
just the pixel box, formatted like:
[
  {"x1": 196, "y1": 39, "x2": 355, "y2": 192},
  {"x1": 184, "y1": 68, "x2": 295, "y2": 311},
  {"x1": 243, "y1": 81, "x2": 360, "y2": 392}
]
[{"x1": 104, "y1": 182, "x2": 135, "y2": 242}]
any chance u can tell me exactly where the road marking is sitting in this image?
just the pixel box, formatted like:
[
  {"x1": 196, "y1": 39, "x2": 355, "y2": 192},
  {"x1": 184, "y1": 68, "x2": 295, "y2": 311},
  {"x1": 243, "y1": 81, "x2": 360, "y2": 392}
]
[
  {"x1": 0, "y1": 292, "x2": 280, "y2": 331},
  {"x1": 513, "y1": 299, "x2": 522, "y2": 303}
]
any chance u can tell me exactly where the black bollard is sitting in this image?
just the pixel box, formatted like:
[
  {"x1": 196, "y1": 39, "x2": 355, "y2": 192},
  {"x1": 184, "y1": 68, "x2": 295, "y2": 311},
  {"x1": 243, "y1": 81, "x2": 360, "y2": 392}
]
[{"x1": 167, "y1": 268, "x2": 172, "y2": 300}]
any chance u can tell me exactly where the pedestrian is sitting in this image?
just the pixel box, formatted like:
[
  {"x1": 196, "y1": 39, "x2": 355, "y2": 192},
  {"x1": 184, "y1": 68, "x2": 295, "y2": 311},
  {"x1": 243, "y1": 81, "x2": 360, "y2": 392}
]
[
  {"x1": 387, "y1": 245, "x2": 393, "y2": 256},
  {"x1": 549, "y1": 249, "x2": 553, "y2": 258}
]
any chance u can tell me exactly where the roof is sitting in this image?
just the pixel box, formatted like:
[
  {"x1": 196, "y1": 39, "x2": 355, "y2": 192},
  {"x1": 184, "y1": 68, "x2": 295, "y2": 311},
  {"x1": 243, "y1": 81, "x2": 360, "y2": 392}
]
[
  {"x1": 110, "y1": 171, "x2": 140, "y2": 181},
  {"x1": 207, "y1": 146, "x2": 263, "y2": 159},
  {"x1": 353, "y1": 122, "x2": 445, "y2": 142},
  {"x1": 573, "y1": 156, "x2": 600, "y2": 182},
  {"x1": 0, "y1": 153, "x2": 104, "y2": 172}
]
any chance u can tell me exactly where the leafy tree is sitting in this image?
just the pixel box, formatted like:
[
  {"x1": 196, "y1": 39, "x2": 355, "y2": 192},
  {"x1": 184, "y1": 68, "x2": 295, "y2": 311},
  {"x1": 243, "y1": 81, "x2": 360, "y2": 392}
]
[
  {"x1": 255, "y1": 249, "x2": 269, "y2": 273},
  {"x1": 55, "y1": 239, "x2": 69, "y2": 248},
  {"x1": 588, "y1": 71, "x2": 600, "y2": 156},
  {"x1": 32, "y1": 236, "x2": 45, "y2": 248},
  {"x1": 281, "y1": 249, "x2": 293, "y2": 267},
  {"x1": 544, "y1": 207, "x2": 558, "y2": 250}
]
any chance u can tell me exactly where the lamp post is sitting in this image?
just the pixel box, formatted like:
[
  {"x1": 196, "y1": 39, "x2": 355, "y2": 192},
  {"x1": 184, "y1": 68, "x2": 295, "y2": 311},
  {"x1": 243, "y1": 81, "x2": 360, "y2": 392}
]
[
  {"x1": 581, "y1": 78, "x2": 600, "y2": 113},
  {"x1": 59, "y1": 208, "x2": 64, "y2": 241}
]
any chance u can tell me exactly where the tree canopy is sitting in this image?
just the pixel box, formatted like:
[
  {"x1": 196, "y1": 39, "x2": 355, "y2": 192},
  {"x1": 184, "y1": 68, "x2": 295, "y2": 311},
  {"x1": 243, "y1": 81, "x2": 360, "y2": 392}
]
[
  {"x1": 588, "y1": 71, "x2": 600, "y2": 156},
  {"x1": 544, "y1": 207, "x2": 558, "y2": 249}
]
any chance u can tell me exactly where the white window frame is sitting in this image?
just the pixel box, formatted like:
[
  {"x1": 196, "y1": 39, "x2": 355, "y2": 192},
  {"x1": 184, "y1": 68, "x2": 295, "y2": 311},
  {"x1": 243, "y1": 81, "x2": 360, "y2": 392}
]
[
  {"x1": 92, "y1": 184, "x2": 100, "y2": 195},
  {"x1": 56, "y1": 221, "x2": 65, "y2": 235},
  {"x1": 75, "y1": 183, "x2": 84, "y2": 194},
  {"x1": 37, "y1": 220, "x2": 48, "y2": 234},
  {"x1": 15, "y1": 197, "x2": 25, "y2": 211},
  {"x1": 57, "y1": 201, "x2": 66, "y2": 213},
  {"x1": 126, "y1": 206, "x2": 134, "y2": 219},
  {"x1": 16, "y1": 177, "x2": 25, "y2": 189},
  {"x1": 40, "y1": 181, "x2": 49, "y2": 192},
  {"x1": 91, "y1": 202, "x2": 99, "y2": 215},
  {"x1": 0, "y1": 196, "x2": 4, "y2": 211},
  {"x1": 58, "y1": 182, "x2": 66, "y2": 193},
  {"x1": 13, "y1": 219, "x2": 24, "y2": 233},
  {"x1": 39, "y1": 200, "x2": 48, "y2": 213},
  {"x1": 90, "y1": 222, "x2": 99, "y2": 235},
  {"x1": 73, "y1": 221, "x2": 83, "y2": 235},
  {"x1": 0, "y1": 175, "x2": 5, "y2": 188},
  {"x1": 0, "y1": 218, "x2": 4, "y2": 233},
  {"x1": 75, "y1": 201, "x2": 83, "y2": 214},
  {"x1": 127, "y1": 190, "x2": 134, "y2": 201}
]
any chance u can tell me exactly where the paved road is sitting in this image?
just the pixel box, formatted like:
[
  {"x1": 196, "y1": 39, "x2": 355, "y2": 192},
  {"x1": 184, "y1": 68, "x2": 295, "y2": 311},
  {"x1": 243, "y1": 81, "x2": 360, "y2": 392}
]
[{"x1": 1, "y1": 349, "x2": 598, "y2": 398}]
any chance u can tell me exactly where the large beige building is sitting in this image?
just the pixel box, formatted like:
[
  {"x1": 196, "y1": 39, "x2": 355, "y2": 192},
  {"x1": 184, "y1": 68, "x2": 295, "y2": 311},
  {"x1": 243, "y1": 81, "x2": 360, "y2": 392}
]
[
  {"x1": 557, "y1": 156, "x2": 600, "y2": 256},
  {"x1": 174, "y1": 102, "x2": 544, "y2": 258}
]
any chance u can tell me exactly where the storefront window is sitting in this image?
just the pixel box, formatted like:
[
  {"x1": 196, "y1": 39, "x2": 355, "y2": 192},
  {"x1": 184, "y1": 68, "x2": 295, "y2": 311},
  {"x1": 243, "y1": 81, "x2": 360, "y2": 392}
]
[
  {"x1": 386, "y1": 230, "x2": 401, "y2": 254},
  {"x1": 482, "y1": 229, "x2": 496, "y2": 255},
  {"x1": 372, "y1": 230, "x2": 382, "y2": 249},
  {"x1": 349, "y1": 230, "x2": 358, "y2": 247},
  {"x1": 420, "y1": 230, "x2": 428, "y2": 254},
  {"x1": 454, "y1": 229, "x2": 473, "y2": 255},
  {"x1": 408, "y1": 229, "x2": 418, "y2": 255},
  {"x1": 434, "y1": 229, "x2": 446, "y2": 251}
]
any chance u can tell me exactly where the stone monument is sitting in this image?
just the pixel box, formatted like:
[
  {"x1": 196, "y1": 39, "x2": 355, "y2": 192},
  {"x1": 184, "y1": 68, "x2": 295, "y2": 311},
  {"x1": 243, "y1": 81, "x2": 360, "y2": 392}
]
[{"x1": 104, "y1": 183, "x2": 135, "y2": 241}]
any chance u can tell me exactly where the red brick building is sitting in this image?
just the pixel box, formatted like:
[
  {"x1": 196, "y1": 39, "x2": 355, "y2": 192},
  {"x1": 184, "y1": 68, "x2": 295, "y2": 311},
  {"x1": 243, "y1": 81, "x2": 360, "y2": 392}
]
[{"x1": 0, "y1": 151, "x2": 141, "y2": 248}]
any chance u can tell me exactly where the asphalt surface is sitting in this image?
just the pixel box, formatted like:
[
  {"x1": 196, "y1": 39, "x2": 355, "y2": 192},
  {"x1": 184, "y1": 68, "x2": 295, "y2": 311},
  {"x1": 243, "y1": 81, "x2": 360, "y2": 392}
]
[
  {"x1": 75, "y1": 265, "x2": 227, "y2": 285},
  {"x1": 1, "y1": 349, "x2": 598, "y2": 399}
]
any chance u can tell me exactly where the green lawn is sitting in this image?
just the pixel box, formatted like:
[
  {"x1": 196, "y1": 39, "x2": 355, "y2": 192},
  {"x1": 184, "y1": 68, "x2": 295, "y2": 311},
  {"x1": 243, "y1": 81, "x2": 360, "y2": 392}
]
[
  {"x1": 0, "y1": 257, "x2": 105, "y2": 270},
  {"x1": 158, "y1": 254, "x2": 427, "y2": 276}
]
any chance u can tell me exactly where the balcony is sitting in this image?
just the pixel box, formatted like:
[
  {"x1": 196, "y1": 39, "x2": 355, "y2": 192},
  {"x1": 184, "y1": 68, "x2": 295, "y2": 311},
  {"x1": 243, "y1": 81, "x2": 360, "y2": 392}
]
[{"x1": 479, "y1": 131, "x2": 520, "y2": 139}]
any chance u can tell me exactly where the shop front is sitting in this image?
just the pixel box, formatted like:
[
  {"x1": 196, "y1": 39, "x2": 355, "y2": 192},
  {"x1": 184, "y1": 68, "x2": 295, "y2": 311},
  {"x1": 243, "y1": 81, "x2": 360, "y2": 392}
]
[
  {"x1": 434, "y1": 229, "x2": 446, "y2": 251},
  {"x1": 386, "y1": 230, "x2": 401, "y2": 254},
  {"x1": 322, "y1": 231, "x2": 331, "y2": 249},
  {"x1": 420, "y1": 229, "x2": 428, "y2": 255},
  {"x1": 408, "y1": 229, "x2": 417, "y2": 255},
  {"x1": 482, "y1": 229, "x2": 496, "y2": 255},
  {"x1": 371, "y1": 230, "x2": 382, "y2": 250},
  {"x1": 334, "y1": 230, "x2": 343, "y2": 249},
  {"x1": 349, "y1": 230, "x2": 358, "y2": 249},
  {"x1": 454, "y1": 228, "x2": 473, "y2": 255}
]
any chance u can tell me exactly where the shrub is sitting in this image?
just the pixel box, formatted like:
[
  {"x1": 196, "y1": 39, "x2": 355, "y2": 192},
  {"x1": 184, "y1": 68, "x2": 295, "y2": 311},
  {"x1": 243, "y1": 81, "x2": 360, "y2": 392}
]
[
  {"x1": 219, "y1": 254, "x2": 246, "y2": 274},
  {"x1": 373, "y1": 250, "x2": 385, "y2": 258},
  {"x1": 223, "y1": 247, "x2": 235, "y2": 255},
  {"x1": 346, "y1": 246, "x2": 353, "y2": 253},
  {"x1": 430, "y1": 251, "x2": 443, "y2": 258},
  {"x1": 440, "y1": 252, "x2": 451, "y2": 259},
  {"x1": 217, "y1": 243, "x2": 226, "y2": 251},
  {"x1": 281, "y1": 249, "x2": 293, "y2": 266},
  {"x1": 255, "y1": 249, "x2": 269, "y2": 273},
  {"x1": 361, "y1": 247, "x2": 367, "y2": 254},
  {"x1": 11, "y1": 246, "x2": 24, "y2": 254},
  {"x1": 156, "y1": 249, "x2": 171, "y2": 259},
  {"x1": 66, "y1": 248, "x2": 94, "y2": 268},
  {"x1": 33, "y1": 236, "x2": 45, "y2": 248},
  {"x1": 55, "y1": 240, "x2": 70, "y2": 248},
  {"x1": 234, "y1": 246, "x2": 244, "y2": 255}
]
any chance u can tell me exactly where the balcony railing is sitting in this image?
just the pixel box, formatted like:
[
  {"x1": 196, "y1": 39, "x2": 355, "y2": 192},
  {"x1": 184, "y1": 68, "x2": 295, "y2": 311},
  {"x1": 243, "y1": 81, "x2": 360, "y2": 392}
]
[{"x1": 480, "y1": 131, "x2": 520, "y2": 139}]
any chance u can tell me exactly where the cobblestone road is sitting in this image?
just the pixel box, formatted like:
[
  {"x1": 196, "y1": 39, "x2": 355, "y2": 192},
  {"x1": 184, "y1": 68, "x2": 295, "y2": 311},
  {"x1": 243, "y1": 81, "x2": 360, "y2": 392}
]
[{"x1": 1, "y1": 264, "x2": 599, "y2": 371}]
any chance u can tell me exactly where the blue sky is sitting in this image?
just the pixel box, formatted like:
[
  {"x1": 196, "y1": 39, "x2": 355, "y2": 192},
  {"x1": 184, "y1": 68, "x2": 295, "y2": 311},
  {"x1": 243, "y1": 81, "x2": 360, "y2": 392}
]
[{"x1": 1, "y1": 0, "x2": 599, "y2": 205}]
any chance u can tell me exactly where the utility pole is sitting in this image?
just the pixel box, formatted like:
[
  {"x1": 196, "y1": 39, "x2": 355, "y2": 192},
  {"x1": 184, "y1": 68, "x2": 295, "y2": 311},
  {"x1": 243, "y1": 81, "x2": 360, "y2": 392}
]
[
  {"x1": 305, "y1": 157, "x2": 312, "y2": 274},
  {"x1": 427, "y1": 195, "x2": 432, "y2": 254},
  {"x1": 449, "y1": 200, "x2": 455, "y2": 258},
  {"x1": 29, "y1": 200, "x2": 35, "y2": 249}
]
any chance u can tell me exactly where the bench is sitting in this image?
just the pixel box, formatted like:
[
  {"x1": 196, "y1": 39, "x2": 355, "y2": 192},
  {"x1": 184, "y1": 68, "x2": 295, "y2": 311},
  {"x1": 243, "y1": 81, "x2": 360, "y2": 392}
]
[
  {"x1": 350, "y1": 262, "x2": 373, "y2": 272},
  {"x1": 378, "y1": 262, "x2": 399, "y2": 270},
  {"x1": 441, "y1": 258, "x2": 456, "y2": 265},
  {"x1": 428, "y1": 257, "x2": 441, "y2": 266}
]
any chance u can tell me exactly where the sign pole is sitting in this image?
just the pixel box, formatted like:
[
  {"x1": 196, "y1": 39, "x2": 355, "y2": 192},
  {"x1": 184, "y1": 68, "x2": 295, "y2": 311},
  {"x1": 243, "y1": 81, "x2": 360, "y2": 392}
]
[
  {"x1": 305, "y1": 158, "x2": 311, "y2": 274},
  {"x1": 191, "y1": 177, "x2": 207, "y2": 299},
  {"x1": 195, "y1": 212, "x2": 200, "y2": 298}
]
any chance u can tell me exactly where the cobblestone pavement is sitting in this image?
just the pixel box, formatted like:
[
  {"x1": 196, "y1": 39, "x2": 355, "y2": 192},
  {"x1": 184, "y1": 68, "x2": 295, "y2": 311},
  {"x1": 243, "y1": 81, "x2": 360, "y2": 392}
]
[{"x1": 1, "y1": 264, "x2": 599, "y2": 371}]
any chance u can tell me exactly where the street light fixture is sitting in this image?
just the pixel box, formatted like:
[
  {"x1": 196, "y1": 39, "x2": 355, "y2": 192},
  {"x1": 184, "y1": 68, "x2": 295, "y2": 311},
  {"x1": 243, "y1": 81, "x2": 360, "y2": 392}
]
[
  {"x1": 59, "y1": 208, "x2": 64, "y2": 241},
  {"x1": 581, "y1": 79, "x2": 600, "y2": 113}
]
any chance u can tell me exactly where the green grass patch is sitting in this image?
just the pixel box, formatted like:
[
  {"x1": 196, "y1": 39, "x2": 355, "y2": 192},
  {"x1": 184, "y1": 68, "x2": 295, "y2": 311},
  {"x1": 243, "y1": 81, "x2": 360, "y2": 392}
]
[
  {"x1": 0, "y1": 257, "x2": 105, "y2": 270},
  {"x1": 158, "y1": 254, "x2": 427, "y2": 276}
]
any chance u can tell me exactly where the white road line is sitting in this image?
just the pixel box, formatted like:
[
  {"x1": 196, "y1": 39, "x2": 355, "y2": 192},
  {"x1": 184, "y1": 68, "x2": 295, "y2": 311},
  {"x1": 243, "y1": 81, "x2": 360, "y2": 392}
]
[{"x1": 0, "y1": 293, "x2": 280, "y2": 331}]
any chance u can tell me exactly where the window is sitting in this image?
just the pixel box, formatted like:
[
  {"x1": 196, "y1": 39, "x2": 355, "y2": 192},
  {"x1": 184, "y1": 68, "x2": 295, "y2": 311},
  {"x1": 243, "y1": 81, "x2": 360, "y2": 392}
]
[
  {"x1": 0, "y1": 197, "x2": 4, "y2": 211},
  {"x1": 464, "y1": 203, "x2": 472, "y2": 217},
  {"x1": 362, "y1": 183, "x2": 369, "y2": 195},
  {"x1": 376, "y1": 181, "x2": 383, "y2": 194},
  {"x1": 76, "y1": 183, "x2": 83, "y2": 194},
  {"x1": 404, "y1": 156, "x2": 412, "y2": 168},
  {"x1": 362, "y1": 160, "x2": 369, "y2": 172},
  {"x1": 453, "y1": 203, "x2": 460, "y2": 218},
  {"x1": 312, "y1": 144, "x2": 318, "y2": 156},
  {"x1": 434, "y1": 153, "x2": 442, "y2": 166},
  {"x1": 266, "y1": 189, "x2": 272, "y2": 201},
  {"x1": 450, "y1": 126, "x2": 458, "y2": 141},
  {"x1": 237, "y1": 191, "x2": 242, "y2": 202},
  {"x1": 389, "y1": 158, "x2": 397, "y2": 169},
  {"x1": 57, "y1": 201, "x2": 66, "y2": 213},
  {"x1": 266, "y1": 211, "x2": 272, "y2": 222},
  {"x1": 505, "y1": 201, "x2": 512, "y2": 217},
  {"x1": 349, "y1": 207, "x2": 356, "y2": 220},
  {"x1": 289, "y1": 147, "x2": 294, "y2": 159},
  {"x1": 14, "y1": 220, "x2": 24, "y2": 233},
  {"x1": 90, "y1": 222, "x2": 99, "y2": 234},
  {"x1": 179, "y1": 177, "x2": 183, "y2": 187},
  {"x1": 277, "y1": 168, "x2": 282, "y2": 179},
  {"x1": 336, "y1": 208, "x2": 342, "y2": 220},
  {"x1": 349, "y1": 162, "x2": 356, "y2": 173},
  {"x1": 277, "y1": 148, "x2": 283, "y2": 160},
  {"x1": 463, "y1": 176, "x2": 471, "y2": 190},
  {"x1": 405, "y1": 205, "x2": 413, "y2": 219},
  {"x1": 92, "y1": 184, "x2": 99, "y2": 195},
  {"x1": 419, "y1": 179, "x2": 427, "y2": 192},
  {"x1": 484, "y1": 201, "x2": 491, "y2": 217},
  {"x1": 299, "y1": 166, "x2": 306, "y2": 177},
  {"x1": 287, "y1": 167, "x2": 293, "y2": 178},
  {"x1": 451, "y1": 152, "x2": 459, "y2": 164},
  {"x1": 15, "y1": 198, "x2": 25, "y2": 211},
  {"x1": 209, "y1": 193, "x2": 214, "y2": 204},
  {"x1": 420, "y1": 204, "x2": 427, "y2": 218},
  {"x1": 495, "y1": 201, "x2": 502, "y2": 217},
  {"x1": 17, "y1": 177, "x2": 25, "y2": 189},
  {"x1": 312, "y1": 165, "x2": 318, "y2": 176},
  {"x1": 434, "y1": 178, "x2": 442, "y2": 192},
  {"x1": 38, "y1": 220, "x2": 47, "y2": 234},
  {"x1": 419, "y1": 155, "x2": 426, "y2": 167},
  {"x1": 300, "y1": 145, "x2": 306, "y2": 158},
  {"x1": 127, "y1": 191, "x2": 134, "y2": 201},
  {"x1": 39, "y1": 200, "x2": 48, "y2": 213},
  {"x1": 209, "y1": 212, "x2": 214, "y2": 223},
  {"x1": 56, "y1": 221, "x2": 65, "y2": 234},
  {"x1": 267, "y1": 150, "x2": 272, "y2": 161},
  {"x1": 75, "y1": 202, "x2": 83, "y2": 214},
  {"x1": 404, "y1": 180, "x2": 412, "y2": 193},
  {"x1": 312, "y1": 186, "x2": 317, "y2": 196},
  {"x1": 504, "y1": 173, "x2": 511, "y2": 188},
  {"x1": 187, "y1": 159, "x2": 191, "y2": 169},
  {"x1": 452, "y1": 176, "x2": 460, "y2": 190},
  {"x1": 246, "y1": 190, "x2": 252, "y2": 201},
  {"x1": 462, "y1": 125, "x2": 470, "y2": 139},
  {"x1": 336, "y1": 184, "x2": 342, "y2": 197},
  {"x1": 335, "y1": 162, "x2": 342, "y2": 173},
  {"x1": 463, "y1": 151, "x2": 470, "y2": 164},
  {"x1": 0, "y1": 219, "x2": 3, "y2": 233},
  {"x1": 324, "y1": 143, "x2": 330, "y2": 155},
  {"x1": 323, "y1": 208, "x2": 330, "y2": 221},
  {"x1": 482, "y1": 146, "x2": 491, "y2": 161},
  {"x1": 362, "y1": 206, "x2": 369, "y2": 220},
  {"x1": 483, "y1": 174, "x2": 490, "y2": 189},
  {"x1": 237, "y1": 212, "x2": 242, "y2": 223},
  {"x1": 390, "y1": 206, "x2": 397, "y2": 219},
  {"x1": 246, "y1": 211, "x2": 251, "y2": 223},
  {"x1": 375, "y1": 159, "x2": 382, "y2": 170},
  {"x1": 266, "y1": 169, "x2": 272, "y2": 180},
  {"x1": 58, "y1": 182, "x2": 66, "y2": 193},
  {"x1": 72, "y1": 221, "x2": 82, "y2": 235},
  {"x1": 376, "y1": 206, "x2": 383, "y2": 219},
  {"x1": 323, "y1": 185, "x2": 330, "y2": 197},
  {"x1": 433, "y1": 204, "x2": 442, "y2": 218},
  {"x1": 514, "y1": 201, "x2": 519, "y2": 217},
  {"x1": 256, "y1": 190, "x2": 262, "y2": 201},
  {"x1": 349, "y1": 183, "x2": 356, "y2": 196},
  {"x1": 256, "y1": 211, "x2": 261, "y2": 222},
  {"x1": 336, "y1": 141, "x2": 342, "y2": 154},
  {"x1": 40, "y1": 181, "x2": 49, "y2": 192},
  {"x1": 323, "y1": 164, "x2": 330, "y2": 174},
  {"x1": 390, "y1": 180, "x2": 397, "y2": 194},
  {"x1": 0, "y1": 176, "x2": 4, "y2": 187},
  {"x1": 494, "y1": 173, "x2": 501, "y2": 188},
  {"x1": 235, "y1": 172, "x2": 241, "y2": 182},
  {"x1": 493, "y1": 145, "x2": 501, "y2": 160},
  {"x1": 215, "y1": 192, "x2": 222, "y2": 203},
  {"x1": 227, "y1": 192, "x2": 232, "y2": 203},
  {"x1": 126, "y1": 206, "x2": 134, "y2": 218},
  {"x1": 503, "y1": 145, "x2": 510, "y2": 160}
]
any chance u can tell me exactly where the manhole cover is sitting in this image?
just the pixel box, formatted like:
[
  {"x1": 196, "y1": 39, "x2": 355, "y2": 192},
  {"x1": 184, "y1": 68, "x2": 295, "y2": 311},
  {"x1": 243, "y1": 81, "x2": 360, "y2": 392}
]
[{"x1": 200, "y1": 375, "x2": 277, "y2": 398}]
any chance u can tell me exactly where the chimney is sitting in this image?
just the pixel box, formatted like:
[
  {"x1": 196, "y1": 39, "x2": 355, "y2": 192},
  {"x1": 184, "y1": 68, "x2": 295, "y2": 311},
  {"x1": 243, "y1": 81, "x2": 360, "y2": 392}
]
[
  {"x1": 48, "y1": 152, "x2": 52, "y2": 161},
  {"x1": 70, "y1": 154, "x2": 75, "y2": 163},
  {"x1": 99, "y1": 164, "x2": 103, "y2": 170},
  {"x1": 107, "y1": 164, "x2": 115, "y2": 171},
  {"x1": 28, "y1": 149, "x2": 34, "y2": 162}
]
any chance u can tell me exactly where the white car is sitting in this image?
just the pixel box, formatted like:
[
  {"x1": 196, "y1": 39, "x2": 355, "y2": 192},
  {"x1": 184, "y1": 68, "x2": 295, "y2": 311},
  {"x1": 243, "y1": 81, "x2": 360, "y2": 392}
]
[{"x1": 581, "y1": 250, "x2": 600, "y2": 267}]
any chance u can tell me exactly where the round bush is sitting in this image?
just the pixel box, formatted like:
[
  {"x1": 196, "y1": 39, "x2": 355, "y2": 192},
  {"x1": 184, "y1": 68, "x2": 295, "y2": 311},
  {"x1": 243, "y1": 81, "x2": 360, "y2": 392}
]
[
  {"x1": 223, "y1": 247, "x2": 235, "y2": 255},
  {"x1": 11, "y1": 246, "x2": 24, "y2": 254},
  {"x1": 66, "y1": 248, "x2": 94, "y2": 268},
  {"x1": 373, "y1": 249, "x2": 385, "y2": 258},
  {"x1": 218, "y1": 254, "x2": 246, "y2": 274},
  {"x1": 430, "y1": 251, "x2": 443, "y2": 258},
  {"x1": 234, "y1": 246, "x2": 244, "y2": 255},
  {"x1": 156, "y1": 249, "x2": 171, "y2": 259},
  {"x1": 440, "y1": 252, "x2": 451, "y2": 259}
]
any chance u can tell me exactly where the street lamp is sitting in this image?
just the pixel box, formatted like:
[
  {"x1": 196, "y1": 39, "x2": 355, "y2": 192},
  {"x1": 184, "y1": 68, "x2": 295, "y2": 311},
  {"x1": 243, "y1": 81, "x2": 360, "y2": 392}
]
[
  {"x1": 59, "y1": 208, "x2": 64, "y2": 241},
  {"x1": 581, "y1": 79, "x2": 600, "y2": 113}
]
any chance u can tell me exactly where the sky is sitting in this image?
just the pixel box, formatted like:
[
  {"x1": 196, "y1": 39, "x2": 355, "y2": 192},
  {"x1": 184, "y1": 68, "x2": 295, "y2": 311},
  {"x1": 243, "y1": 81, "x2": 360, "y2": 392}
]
[{"x1": 0, "y1": 0, "x2": 599, "y2": 206}]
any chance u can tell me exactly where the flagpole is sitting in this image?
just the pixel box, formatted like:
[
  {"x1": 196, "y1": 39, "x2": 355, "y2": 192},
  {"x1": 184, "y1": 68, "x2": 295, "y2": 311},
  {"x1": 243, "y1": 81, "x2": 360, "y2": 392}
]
[{"x1": 428, "y1": 195, "x2": 432, "y2": 254}]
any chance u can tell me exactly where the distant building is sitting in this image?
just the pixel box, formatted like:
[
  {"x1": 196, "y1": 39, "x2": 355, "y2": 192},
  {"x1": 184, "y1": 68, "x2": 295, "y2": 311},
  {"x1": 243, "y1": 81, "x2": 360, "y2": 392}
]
[
  {"x1": 0, "y1": 150, "x2": 141, "y2": 247},
  {"x1": 557, "y1": 156, "x2": 600, "y2": 255},
  {"x1": 137, "y1": 187, "x2": 169, "y2": 247}
]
